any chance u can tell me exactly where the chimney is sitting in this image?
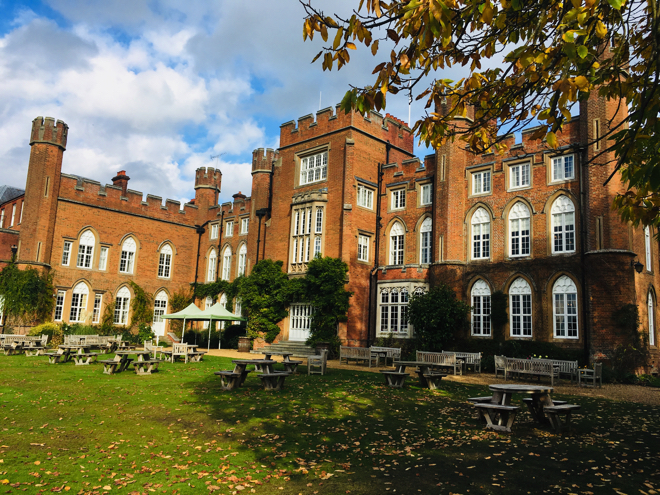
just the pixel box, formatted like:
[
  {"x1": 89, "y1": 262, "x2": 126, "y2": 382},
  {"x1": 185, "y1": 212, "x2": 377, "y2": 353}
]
[{"x1": 112, "y1": 170, "x2": 130, "y2": 196}]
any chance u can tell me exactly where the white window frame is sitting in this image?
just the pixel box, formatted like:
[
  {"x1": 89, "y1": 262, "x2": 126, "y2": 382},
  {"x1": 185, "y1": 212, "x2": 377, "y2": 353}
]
[
  {"x1": 471, "y1": 208, "x2": 491, "y2": 260},
  {"x1": 210, "y1": 224, "x2": 219, "y2": 240},
  {"x1": 645, "y1": 226, "x2": 652, "y2": 272},
  {"x1": 76, "y1": 230, "x2": 95, "y2": 269},
  {"x1": 509, "y1": 162, "x2": 531, "y2": 190},
  {"x1": 315, "y1": 207, "x2": 323, "y2": 234},
  {"x1": 357, "y1": 185, "x2": 374, "y2": 209},
  {"x1": 119, "y1": 237, "x2": 137, "y2": 274},
  {"x1": 158, "y1": 244, "x2": 172, "y2": 278},
  {"x1": 92, "y1": 294, "x2": 102, "y2": 324},
  {"x1": 19, "y1": 202, "x2": 23, "y2": 224},
  {"x1": 314, "y1": 236, "x2": 322, "y2": 258},
  {"x1": 207, "y1": 249, "x2": 217, "y2": 282},
  {"x1": 225, "y1": 221, "x2": 234, "y2": 237},
  {"x1": 419, "y1": 217, "x2": 432, "y2": 264},
  {"x1": 300, "y1": 151, "x2": 328, "y2": 186},
  {"x1": 98, "y1": 246, "x2": 108, "y2": 271},
  {"x1": 222, "y1": 246, "x2": 232, "y2": 281},
  {"x1": 379, "y1": 288, "x2": 409, "y2": 335},
  {"x1": 240, "y1": 218, "x2": 249, "y2": 235},
  {"x1": 649, "y1": 292, "x2": 656, "y2": 346},
  {"x1": 153, "y1": 292, "x2": 168, "y2": 326},
  {"x1": 9, "y1": 204, "x2": 16, "y2": 227},
  {"x1": 551, "y1": 196, "x2": 576, "y2": 254},
  {"x1": 54, "y1": 291, "x2": 65, "y2": 321},
  {"x1": 553, "y1": 276, "x2": 579, "y2": 339},
  {"x1": 551, "y1": 154, "x2": 575, "y2": 182},
  {"x1": 358, "y1": 234, "x2": 370, "y2": 262},
  {"x1": 509, "y1": 278, "x2": 532, "y2": 337},
  {"x1": 233, "y1": 298, "x2": 242, "y2": 324},
  {"x1": 69, "y1": 283, "x2": 89, "y2": 323},
  {"x1": 203, "y1": 296, "x2": 213, "y2": 329},
  {"x1": 390, "y1": 222, "x2": 405, "y2": 266},
  {"x1": 238, "y1": 244, "x2": 247, "y2": 276},
  {"x1": 420, "y1": 184, "x2": 432, "y2": 206},
  {"x1": 62, "y1": 241, "x2": 72, "y2": 266},
  {"x1": 289, "y1": 303, "x2": 313, "y2": 337},
  {"x1": 114, "y1": 287, "x2": 131, "y2": 326},
  {"x1": 471, "y1": 280, "x2": 491, "y2": 336},
  {"x1": 391, "y1": 189, "x2": 406, "y2": 210},
  {"x1": 472, "y1": 170, "x2": 491, "y2": 195},
  {"x1": 0, "y1": 209, "x2": 4, "y2": 228},
  {"x1": 509, "y1": 202, "x2": 531, "y2": 257}
]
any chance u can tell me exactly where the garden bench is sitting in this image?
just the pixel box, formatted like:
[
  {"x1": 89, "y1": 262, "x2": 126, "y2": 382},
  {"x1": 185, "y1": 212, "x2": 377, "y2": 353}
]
[
  {"x1": 578, "y1": 363, "x2": 602, "y2": 388},
  {"x1": 214, "y1": 371, "x2": 243, "y2": 391},
  {"x1": 544, "y1": 404, "x2": 581, "y2": 433},
  {"x1": 307, "y1": 350, "x2": 328, "y2": 376},
  {"x1": 416, "y1": 351, "x2": 461, "y2": 375},
  {"x1": 3, "y1": 343, "x2": 24, "y2": 355},
  {"x1": 468, "y1": 396, "x2": 497, "y2": 422},
  {"x1": 283, "y1": 359, "x2": 303, "y2": 373},
  {"x1": 421, "y1": 371, "x2": 446, "y2": 390},
  {"x1": 379, "y1": 370, "x2": 408, "y2": 388},
  {"x1": 99, "y1": 355, "x2": 132, "y2": 375},
  {"x1": 532, "y1": 358, "x2": 578, "y2": 383},
  {"x1": 442, "y1": 351, "x2": 482, "y2": 373},
  {"x1": 132, "y1": 359, "x2": 160, "y2": 375},
  {"x1": 24, "y1": 346, "x2": 45, "y2": 357},
  {"x1": 45, "y1": 349, "x2": 68, "y2": 364},
  {"x1": 72, "y1": 352, "x2": 98, "y2": 365},
  {"x1": 259, "y1": 372, "x2": 291, "y2": 391},
  {"x1": 503, "y1": 357, "x2": 559, "y2": 385},
  {"x1": 473, "y1": 403, "x2": 520, "y2": 433},
  {"x1": 340, "y1": 346, "x2": 378, "y2": 367},
  {"x1": 370, "y1": 346, "x2": 401, "y2": 366},
  {"x1": 188, "y1": 350, "x2": 207, "y2": 362}
]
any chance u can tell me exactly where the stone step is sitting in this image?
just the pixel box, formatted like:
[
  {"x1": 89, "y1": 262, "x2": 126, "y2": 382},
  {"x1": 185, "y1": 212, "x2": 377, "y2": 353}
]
[{"x1": 252, "y1": 341, "x2": 316, "y2": 358}]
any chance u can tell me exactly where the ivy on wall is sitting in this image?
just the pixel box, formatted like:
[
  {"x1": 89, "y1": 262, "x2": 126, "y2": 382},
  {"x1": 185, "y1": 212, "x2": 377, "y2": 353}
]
[{"x1": 0, "y1": 262, "x2": 55, "y2": 329}]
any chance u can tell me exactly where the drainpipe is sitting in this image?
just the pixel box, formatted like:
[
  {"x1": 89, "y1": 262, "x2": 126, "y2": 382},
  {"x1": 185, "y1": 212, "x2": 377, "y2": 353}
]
[
  {"x1": 255, "y1": 208, "x2": 269, "y2": 264},
  {"x1": 578, "y1": 145, "x2": 590, "y2": 364},
  {"x1": 193, "y1": 220, "x2": 211, "y2": 296},
  {"x1": 216, "y1": 210, "x2": 225, "y2": 279}
]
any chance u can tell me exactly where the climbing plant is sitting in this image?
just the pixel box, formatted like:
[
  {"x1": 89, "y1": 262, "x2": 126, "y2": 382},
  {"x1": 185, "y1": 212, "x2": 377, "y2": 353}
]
[{"x1": 0, "y1": 262, "x2": 55, "y2": 328}]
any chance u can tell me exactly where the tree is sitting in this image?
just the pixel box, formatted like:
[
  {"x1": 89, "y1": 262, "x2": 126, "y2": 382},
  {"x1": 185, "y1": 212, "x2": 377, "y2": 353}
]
[
  {"x1": 407, "y1": 284, "x2": 470, "y2": 351},
  {"x1": 301, "y1": 0, "x2": 660, "y2": 227},
  {"x1": 299, "y1": 256, "x2": 353, "y2": 349},
  {"x1": 0, "y1": 263, "x2": 55, "y2": 329}
]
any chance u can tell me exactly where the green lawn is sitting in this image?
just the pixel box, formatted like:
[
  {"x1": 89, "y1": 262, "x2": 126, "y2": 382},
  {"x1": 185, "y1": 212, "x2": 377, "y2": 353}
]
[{"x1": 1, "y1": 354, "x2": 659, "y2": 495}]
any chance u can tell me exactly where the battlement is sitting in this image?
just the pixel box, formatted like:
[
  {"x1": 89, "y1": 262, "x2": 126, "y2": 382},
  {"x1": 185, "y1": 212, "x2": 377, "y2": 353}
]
[
  {"x1": 279, "y1": 105, "x2": 414, "y2": 153},
  {"x1": 30, "y1": 116, "x2": 68, "y2": 150},
  {"x1": 194, "y1": 167, "x2": 222, "y2": 190},
  {"x1": 58, "y1": 173, "x2": 198, "y2": 225},
  {"x1": 252, "y1": 148, "x2": 278, "y2": 173}
]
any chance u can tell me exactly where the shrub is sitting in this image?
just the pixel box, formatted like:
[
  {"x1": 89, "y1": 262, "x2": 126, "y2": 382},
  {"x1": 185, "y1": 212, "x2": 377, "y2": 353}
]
[
  {"x1": 28, "y1": 322, "x2": 59, "y2": 340},
  {"x1": 221, "y1": 324, "x2": 246, "y2": 349}
]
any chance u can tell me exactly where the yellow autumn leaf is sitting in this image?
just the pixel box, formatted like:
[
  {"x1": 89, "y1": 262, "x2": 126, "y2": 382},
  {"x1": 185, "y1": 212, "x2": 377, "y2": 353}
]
[
  {"x1": 595, "y1": 20, "x2": 607, "y2": 38},
  {"x1": 574, "y1": 75, "x2": 589, "y2": 89},
  {"x1": 546, "y1": 131, "x2": 558, "y2": 148}
]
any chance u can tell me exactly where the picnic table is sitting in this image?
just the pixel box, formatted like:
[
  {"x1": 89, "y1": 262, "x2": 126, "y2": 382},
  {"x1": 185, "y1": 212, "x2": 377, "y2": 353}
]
[
  {"x1": 381, "y1": 361, "x2": 448, "y2": 389},
  {"x1": 2, "y1": 342, "x2": 25, "y2": 356},
  {"x1": 215, "y1": 359, "x2": 290, "y2": 391},
  {"x1": 100, "y1": 350, "x2": 160, "y2": 375},
  {"x1": 260, "y1": 351, "x2": 303, "y2": 373},
  {"x1": 58, "y1": 345, "x2": 93, "y2": 363}
]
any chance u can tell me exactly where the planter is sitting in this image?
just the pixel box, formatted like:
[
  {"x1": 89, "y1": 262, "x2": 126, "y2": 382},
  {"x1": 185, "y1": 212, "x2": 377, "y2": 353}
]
[
  {"x1": 315, "y1": 342, "x2": 331, "y2": 355},
  {"x1": 238, "y1": 336, "x2": 251, "y2": 353}
]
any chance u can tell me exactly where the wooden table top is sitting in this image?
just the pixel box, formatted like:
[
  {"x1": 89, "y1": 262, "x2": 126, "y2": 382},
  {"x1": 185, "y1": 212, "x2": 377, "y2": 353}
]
[
  {"x1": 232, "y1": 359, "x2": 275, "y2": 365},
  {"x1": 489, "y1": 384, "x2": 554, "y2": 394},
  {"x1": 394, "y1": 360, "x2": 437, "y2": 367},
  {"x1": 114, "y1": 350, "x2": 151, "y2": 355}
]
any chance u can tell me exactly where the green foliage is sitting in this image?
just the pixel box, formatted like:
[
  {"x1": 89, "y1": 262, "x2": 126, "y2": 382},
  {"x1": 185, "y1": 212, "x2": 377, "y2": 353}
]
[
  {"x1": 408, "y1": 284, "x2": 470, "y2": 352},
  {"x1": 608, "y1": 303, "x2": 650, "y2": 377},
  {"x1": 167, "y1": 287, "x2": 193, "y2": 337},
  {"x1": 372, "y1": 334, "x2": 417, "y2": 361},
  {"x1": 128, "y1": 281, "x2": 153, "y2": 329},
  {"x1": 28, "y1": 322, "x2": 59, "y2": 340},
  {"x1": 300, "y1": 256, "x2": 352, "y2": 350},
  {"x1": 222, "y1": 324, "x2": 246, "y2": 350},
  {"x1": 490, "y1": 290, "x2": 508, "y2": 341},
  {"x1": 122, "y1": 323, "x2": 155, "y2": 345},
  {"x1": 0, "y1": 263, "x2": 55, "y2": 326},
  {"x1": 98, "y1": 296, "x2": 116, "y2": 335},
  {"x1": 194, "y1": 280, "x2": 232, "y2": 301}
]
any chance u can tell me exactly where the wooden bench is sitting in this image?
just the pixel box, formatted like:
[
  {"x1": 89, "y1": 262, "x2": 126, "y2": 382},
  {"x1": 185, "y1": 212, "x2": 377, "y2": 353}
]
[
  {"x1": 473, "y1": 403, "x2": 520, "y2": 432},
  {"x1": 340, "y1": 346, "x2": 378, "y2": 367},
  {"x1": 24, "y1": 345, "x2": 45, "y2": 357},
  {"x1": 133, "y1": 359, "x2": 161, "y2": 375},
  {"x1": 544, "y1": 404, "x2": 581, "y2": 433},
  {"x1": 468, "y1": 396, "x2": 497, "y2": 422},
  {"x1": 3, "y1": 343, "x2": 24, "y2": 356},
  {"x1": 416, "y1": 351, "x2": 462, "y2": 375},
  {"x1": 188, "y1": 351, "x2": 207, "y2": 362},
  {"x1": 370, "y1": 346, "x2": 401, "y2": 366},
  {"x1": 45, "y1": 349, "x2": 68, "y2": 364},
  {"x1": 214, "y1": 371, "x2": 243, "y2": 390},
  {"x1": 421, "y1": 372, "x2": 446, "y2": 390},
  {"x1": 283, "y1": 360, "x2": 303, "y2": 373},
  {"x1": 443, "y1": 351, "x2": 482, "y2": 373},
  {"x1": 532, "y1": 358, "x2": 578, "y2": 383},
  {"x1": 72, "y1": 353, "x2": 98, "y2": 365},
  {"x1": 379, "y1": 370, "x2": 408, "y2": 388},
  {"x1": 503, "y1": 357, "x2": 560, "y2": 385},
  {"x1": 99, "y1": 357, "x2": 133, "y2": 375},
  {"x1": 259, "y1": 372, "x2": 291, "y2": 391}
]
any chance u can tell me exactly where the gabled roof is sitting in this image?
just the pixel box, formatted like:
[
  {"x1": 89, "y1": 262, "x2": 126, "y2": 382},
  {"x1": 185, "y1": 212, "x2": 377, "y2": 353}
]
[{"x1": 0, "y1": 186, "x2": 24, "y2": 206}]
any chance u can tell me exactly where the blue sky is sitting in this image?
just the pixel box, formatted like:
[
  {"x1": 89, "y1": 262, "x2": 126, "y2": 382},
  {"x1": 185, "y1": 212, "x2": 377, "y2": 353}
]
[{"x1": 0, "y1": 0, "x2": 438, "y2": 204}]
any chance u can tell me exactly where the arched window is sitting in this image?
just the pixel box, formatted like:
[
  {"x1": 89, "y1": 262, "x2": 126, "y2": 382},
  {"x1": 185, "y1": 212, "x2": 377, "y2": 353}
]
[
  {"x1": 237, "y1": 244, "x2": 247, "y2": 276},
  {"x1": 219, "y1": 293, "x2": 228, "y2": 329},
  {"x1": 645, "y1": 226, "x2": 652, "y2": 272},
  {"x1": 119, "y1": 237, "x2": 137, "y2": 274},
  {"x1": 234, "y1": 298, "x2": 243, "y2": 324},
  {"x1": 551, "y1": 196, "x2": 575, "y2": 253},
  {"x1": 471, "y1": 208, "x2": 490, "y2": 260},
  {"x1": 509, "y1": 203, "x2": 531, "y2": 257},
  {"x1": 114, "y1": 286, "x2": 131, "y2": 325},
  {"x1": 649, "y1": 292, "x2": 656, "y2": 346},
  {"x1": 207, "y1": 248, "x2": 217, "y2": 282},
  {"x1": 419, "y1": 217, "x2": 432, "y2": 264},
  {"x1": 509, "y1": 278, "x2": 532, "y2": 337},
  {"x1": 204, "y1": 296, "x2": 214, "y2": 329},
  {"x1": 158, "y1": 244, "x2": 173, "y2": 278},
  {"x1": 152, "y1": 291, "x2": 168, "y2": 336},
  {"x1": 471, "y1": 279, "x2": 491, "y2": 336},
  {"x1": 553, "y1": 276, "x2": 578, "y2": 338},
  {"x1": 69, "y1": 282, "x2": 89, "y2": 322},
  {"x1": 77, "y1": 230, "x2": 95, "y2": 269},
  {"x1": 222, "y1": 246, "x2": 232, "y2": 281},
  {"x1": 390, "y1": 222, "x2": 405, "y2": 265}
]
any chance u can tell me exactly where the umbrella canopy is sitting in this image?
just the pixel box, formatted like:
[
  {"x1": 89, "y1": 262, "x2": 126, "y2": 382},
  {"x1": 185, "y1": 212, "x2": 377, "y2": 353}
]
[
  {"x1": 161, "y1": 302, "x2": 205, "y2": 320},
  {"x1": 198, "y1": 302, "x2": 247, "y2": 352}
]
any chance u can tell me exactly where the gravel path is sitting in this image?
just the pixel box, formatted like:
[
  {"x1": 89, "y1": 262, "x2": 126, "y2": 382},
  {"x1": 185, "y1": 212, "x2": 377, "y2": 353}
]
[{"x1": 205, "y1": 348, "x2": 660, "y2": 406}]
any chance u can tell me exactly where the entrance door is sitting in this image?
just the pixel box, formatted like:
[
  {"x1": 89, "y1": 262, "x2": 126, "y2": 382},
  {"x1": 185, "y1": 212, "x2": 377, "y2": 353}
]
[
  {"x1": 289, "y1": 303, "x2": 312, "y2": 341},
  {"x1": 152, "y1": 291, "x2": 168, "y2": 337}
]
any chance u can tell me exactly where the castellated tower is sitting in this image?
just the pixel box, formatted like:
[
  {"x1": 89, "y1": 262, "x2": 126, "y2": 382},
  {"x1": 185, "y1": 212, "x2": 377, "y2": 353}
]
[
  {"x1": 250, "y1": 148, "x2": 277, "y2": 263},
  {"x1": 19, "y1": 116, "x2": 68, "y2": 265},
  {"x1": 194, "y1": 167, "x2": 222, "y2": 210}
]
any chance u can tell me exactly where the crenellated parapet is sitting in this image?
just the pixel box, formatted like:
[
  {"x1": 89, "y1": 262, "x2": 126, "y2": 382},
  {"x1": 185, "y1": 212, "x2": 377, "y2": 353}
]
[
  {"x1": 195, "y1": 167, "x2": 222, "y2": 190},
  {"x1": 252, "y1": 148, "x2": 278, "y2": 174},
  {"x1": 30, "y1": 116, "x2": 68, "y2": 150}
]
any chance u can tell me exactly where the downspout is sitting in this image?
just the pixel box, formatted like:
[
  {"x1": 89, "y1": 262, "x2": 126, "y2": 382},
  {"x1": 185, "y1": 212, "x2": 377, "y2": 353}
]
[
  {"x1": 578, "y1": 145, "x2": 590, "y2": 364},
  {"x1": 216, "y1": 210, "x2": 225, "y2": 279},
  {"x1": 193, "y1": 220, "x2": 210, "y2": 296}
]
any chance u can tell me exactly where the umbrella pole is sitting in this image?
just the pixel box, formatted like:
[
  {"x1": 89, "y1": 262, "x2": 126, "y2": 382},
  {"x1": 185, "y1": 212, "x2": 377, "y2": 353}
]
[
  {"x1": 182, "y1": 318, "x2": 186, "y2": 345},
  {"x1": 207, "y1": 319, "x2": 211, "y2": 353}
]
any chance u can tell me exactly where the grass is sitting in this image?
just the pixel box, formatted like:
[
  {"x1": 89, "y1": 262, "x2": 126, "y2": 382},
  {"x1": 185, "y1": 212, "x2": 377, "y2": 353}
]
[{"x1": 1, "y1": 354, "x2": 659, "y2": 495}]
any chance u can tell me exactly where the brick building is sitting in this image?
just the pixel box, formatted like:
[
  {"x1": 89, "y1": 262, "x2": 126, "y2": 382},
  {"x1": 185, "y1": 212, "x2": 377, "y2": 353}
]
[{"x1": 0, "y1": 92, "x2": 658, "y2": 366}]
